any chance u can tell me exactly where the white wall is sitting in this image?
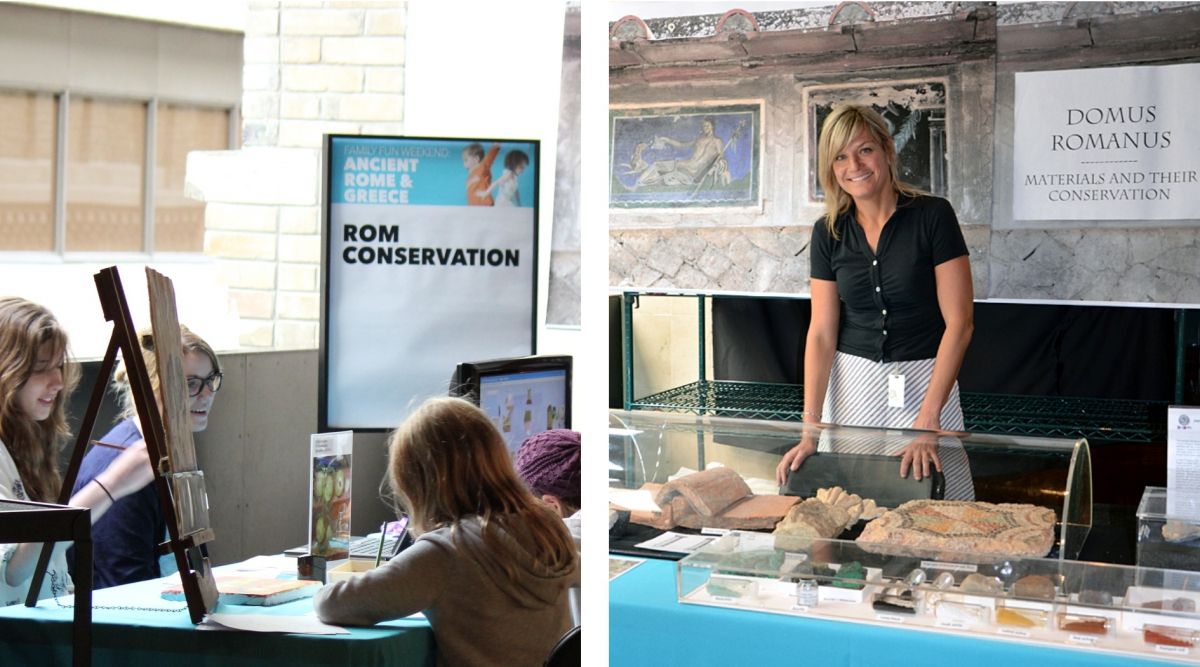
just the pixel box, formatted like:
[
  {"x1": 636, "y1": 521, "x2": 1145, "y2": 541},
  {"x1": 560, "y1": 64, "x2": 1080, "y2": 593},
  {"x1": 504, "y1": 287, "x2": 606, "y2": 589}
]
[
  {"x1": 403, "y1": 1, "x2": 578, "y2": 361},
  {"x1": 0, "y1": 3, "x2": 243, "y2": 101},
  {"x1": 12, "y1": 0, "x2": 247, "y2": 33},
  {"x1": 0, "y1": 259, "x2": 241, "y2": 356}
]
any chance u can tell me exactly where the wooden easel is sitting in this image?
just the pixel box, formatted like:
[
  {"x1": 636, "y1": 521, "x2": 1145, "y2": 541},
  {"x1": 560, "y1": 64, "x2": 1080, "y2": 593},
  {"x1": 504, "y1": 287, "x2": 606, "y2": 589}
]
[{"x1": 26, "y1": 266, "x2": 218, "y2": 624}]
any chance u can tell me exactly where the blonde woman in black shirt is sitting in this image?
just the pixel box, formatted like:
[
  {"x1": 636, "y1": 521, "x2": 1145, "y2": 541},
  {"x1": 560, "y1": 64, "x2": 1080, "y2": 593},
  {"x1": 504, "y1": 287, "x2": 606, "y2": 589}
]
[{"x1": 775, "y1": 104, "x2": 975, "y2": 499}]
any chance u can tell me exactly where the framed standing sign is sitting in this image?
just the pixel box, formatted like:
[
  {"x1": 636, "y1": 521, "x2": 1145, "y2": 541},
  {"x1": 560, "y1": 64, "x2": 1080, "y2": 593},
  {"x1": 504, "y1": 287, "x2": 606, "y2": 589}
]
[{"x1": 321, "y1": 135, "x2": 539, "y2": 431}]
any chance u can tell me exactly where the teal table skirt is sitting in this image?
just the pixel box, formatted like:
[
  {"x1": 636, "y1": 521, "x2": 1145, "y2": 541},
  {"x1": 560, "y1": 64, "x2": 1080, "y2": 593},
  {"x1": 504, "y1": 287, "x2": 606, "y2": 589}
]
[
  {"x1": 611, "y1": 557, "x2": 1165, "y2": 667},
  {"x1": 0, "y1": 574, "x2": 434, "y2": 667}
]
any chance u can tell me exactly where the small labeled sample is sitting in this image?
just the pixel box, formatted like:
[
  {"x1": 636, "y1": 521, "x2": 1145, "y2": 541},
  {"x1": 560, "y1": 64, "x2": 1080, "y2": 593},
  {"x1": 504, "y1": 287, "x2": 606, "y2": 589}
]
[
  {"x1": 1144, "y1": 624, "x2": 1199, "y2": 648},
  {"x1": 796, "y1": 579, "x2": 818, "y2": 607},
  {"x1": 831, "y1": 561, "x2": 865, "y2": 590},
  {"x1": 1142, "y1": 597, "x2": 1198, "y2": 612},
  {"x1": 996, "y1": 605, "x2": 1047, "y2": 628},
  {"x1": 705, "y1": 575, "x2": 758, "y2": 599},
  {"x1": 872, "y1": 588, "x2": 918, "y2": 615},
  {"x1": 935, "y1": 600, "x2": 989, "y2": 626},
  {"x1": 1056, "y1": 612, "x2": 1110, "y2": 635},
  {"x1": 932, "y1": 572, "x2": 956, "y2": 589},
  {"x1": 1013, "y1": 575, "x2": 1056, "y2": 600},
  {"x1": 960, "y1": 573, "x2": 1002, "y2": 594},
  {"x1": 1163, "y1": 521, "x2": 1200, "y2": 543}
]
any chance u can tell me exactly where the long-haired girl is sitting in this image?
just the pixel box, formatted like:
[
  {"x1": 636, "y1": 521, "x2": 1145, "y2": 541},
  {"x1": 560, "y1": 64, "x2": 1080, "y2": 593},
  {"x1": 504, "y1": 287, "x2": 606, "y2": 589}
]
[
  {"x1": 315, "y1": 397, "x2": 578, "y2": 667},
  {"x1": 0, "y1": 297, "x2": 153, "y2": 605}
]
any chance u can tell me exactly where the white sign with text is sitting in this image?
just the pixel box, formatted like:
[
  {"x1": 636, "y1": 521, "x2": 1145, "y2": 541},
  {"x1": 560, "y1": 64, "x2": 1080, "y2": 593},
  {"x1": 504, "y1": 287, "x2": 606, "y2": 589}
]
[
  {"x1": 1013, "y1": 63, "x2": 1200, "y2": 221},
  {"x1": 1167, "y1": 406, "x2": 1200, "y2": 519}
]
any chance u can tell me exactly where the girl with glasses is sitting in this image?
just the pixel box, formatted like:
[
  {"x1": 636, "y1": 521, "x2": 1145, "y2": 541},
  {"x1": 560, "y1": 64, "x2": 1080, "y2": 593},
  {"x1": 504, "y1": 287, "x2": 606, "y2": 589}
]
[{"x1": 70, "y1": 324, "x2": 221, "y2": 588}]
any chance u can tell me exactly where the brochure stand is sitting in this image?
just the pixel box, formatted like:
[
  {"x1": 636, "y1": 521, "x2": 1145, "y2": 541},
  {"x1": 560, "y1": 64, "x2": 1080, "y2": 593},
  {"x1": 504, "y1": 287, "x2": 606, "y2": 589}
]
[{"x1": 25, "y1": 266, "x2": 218, "y2": 624}]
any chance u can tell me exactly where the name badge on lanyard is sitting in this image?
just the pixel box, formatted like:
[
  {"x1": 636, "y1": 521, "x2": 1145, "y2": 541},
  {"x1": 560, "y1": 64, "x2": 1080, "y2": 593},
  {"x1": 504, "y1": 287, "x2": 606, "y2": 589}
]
[{"x1": 887, "y1": 363, "x2": 906, "y2": 409}]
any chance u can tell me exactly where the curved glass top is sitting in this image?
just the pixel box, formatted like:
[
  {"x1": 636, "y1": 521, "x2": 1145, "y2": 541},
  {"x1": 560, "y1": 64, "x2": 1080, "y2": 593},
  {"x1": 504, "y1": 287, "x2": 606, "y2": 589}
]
[{"x1": 610, "y1": 409, "x2": 1092, "y2": 560}]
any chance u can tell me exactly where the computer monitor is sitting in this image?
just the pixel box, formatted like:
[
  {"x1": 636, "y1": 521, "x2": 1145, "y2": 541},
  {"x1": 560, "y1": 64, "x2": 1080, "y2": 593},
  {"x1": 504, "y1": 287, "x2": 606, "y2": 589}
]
[{"x1": 451, "y1": 355, "x2": 572, "y2": 453}]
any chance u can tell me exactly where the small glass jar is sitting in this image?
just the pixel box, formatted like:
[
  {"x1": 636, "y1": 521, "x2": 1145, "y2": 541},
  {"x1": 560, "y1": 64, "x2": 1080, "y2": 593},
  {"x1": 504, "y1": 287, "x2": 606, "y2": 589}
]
[
  {"x1": 1056, "y1": 612, "x2": 1110, "y2": 635},
  {"x1": 797, "y1": 579, "x2": 819, "y2": 607}
]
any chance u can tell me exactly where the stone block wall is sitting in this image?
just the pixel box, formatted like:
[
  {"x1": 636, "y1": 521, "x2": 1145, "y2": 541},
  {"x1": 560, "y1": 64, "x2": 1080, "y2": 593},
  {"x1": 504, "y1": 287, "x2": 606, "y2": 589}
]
[
  {"x1": 610, "y1": 3, "x2": 1200, "y2": 306},
  {"x1": 608, "y1": 5, "x2": 996, "y2": 300},
  {"x1": 190, "y1": 1, "x2": 405, "y2": 349}
]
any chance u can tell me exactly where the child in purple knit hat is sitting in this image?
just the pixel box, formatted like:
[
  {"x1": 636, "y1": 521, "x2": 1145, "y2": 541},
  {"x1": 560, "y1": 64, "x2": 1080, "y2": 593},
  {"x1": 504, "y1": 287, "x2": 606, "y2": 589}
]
[{"x1": 515, "y1": 429, "x2": 581, "y2": 625}]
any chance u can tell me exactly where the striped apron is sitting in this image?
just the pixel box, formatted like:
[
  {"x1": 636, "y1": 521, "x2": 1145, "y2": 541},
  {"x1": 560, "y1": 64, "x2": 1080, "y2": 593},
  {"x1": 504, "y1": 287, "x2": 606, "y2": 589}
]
[{"x1": 819, "y1": 351, "x2": 975, "y2": 501}]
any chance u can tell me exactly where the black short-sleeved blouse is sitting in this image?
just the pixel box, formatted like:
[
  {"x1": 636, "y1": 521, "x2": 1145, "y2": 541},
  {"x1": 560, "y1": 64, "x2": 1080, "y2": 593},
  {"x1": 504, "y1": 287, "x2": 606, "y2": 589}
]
[{"x1": 810, "y1": 194, "x2": 968, "y2": 363}]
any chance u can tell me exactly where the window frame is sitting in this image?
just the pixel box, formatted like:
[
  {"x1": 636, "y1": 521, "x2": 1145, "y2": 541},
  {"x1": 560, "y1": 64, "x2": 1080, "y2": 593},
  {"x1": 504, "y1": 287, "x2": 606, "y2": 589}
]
[{"x1": 0, "y1": 86, "x2": 239, "y2": 260}]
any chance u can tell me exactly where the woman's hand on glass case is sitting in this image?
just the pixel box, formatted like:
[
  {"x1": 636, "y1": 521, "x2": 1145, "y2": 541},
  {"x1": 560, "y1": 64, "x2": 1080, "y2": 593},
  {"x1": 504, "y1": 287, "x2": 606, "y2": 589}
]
[
  {"x1": 896, "y1": 432, "x2": 942, "y2": 482},
  {"x1": 775, "y1": 431, "x2": 818, "y2": 485}
]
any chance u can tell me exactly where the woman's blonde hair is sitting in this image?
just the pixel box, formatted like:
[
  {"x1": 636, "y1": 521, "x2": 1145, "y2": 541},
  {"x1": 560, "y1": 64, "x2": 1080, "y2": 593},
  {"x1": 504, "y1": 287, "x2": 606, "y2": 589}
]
[
  {"x1": 388, "y1": 397, "x2": 576, "y2": 580},
  {"x1": 817, "y1": 104, "x2": 924, "y2": 239},
  {"x1": 113, "y1": 324, "x2": 220, "y2": 422},
  {"x1": 0, "y1": 297, "x2": 80, "y2": 503}
]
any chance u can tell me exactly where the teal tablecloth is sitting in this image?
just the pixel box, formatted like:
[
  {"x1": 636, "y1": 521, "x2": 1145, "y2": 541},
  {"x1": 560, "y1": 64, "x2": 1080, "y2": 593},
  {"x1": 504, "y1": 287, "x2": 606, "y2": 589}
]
[
  {"x1": 611, "y1": 557, "x2": 1166, "y2": 667},
  {"x1": 0, "y1": 569, "x2": 434, "y2": 667}
]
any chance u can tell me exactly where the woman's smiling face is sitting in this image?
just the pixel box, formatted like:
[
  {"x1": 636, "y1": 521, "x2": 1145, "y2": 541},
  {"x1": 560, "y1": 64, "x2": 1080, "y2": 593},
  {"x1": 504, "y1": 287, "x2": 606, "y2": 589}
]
[
  {"x1": 184, "y1": 351, "x2": 216, "y2": 432},
  {"x1": 16, "y1": 343, "x2": 64, "y2": 422},
  {"x1": 832, "y1": 127, "x2": 892, "y2": 204}
]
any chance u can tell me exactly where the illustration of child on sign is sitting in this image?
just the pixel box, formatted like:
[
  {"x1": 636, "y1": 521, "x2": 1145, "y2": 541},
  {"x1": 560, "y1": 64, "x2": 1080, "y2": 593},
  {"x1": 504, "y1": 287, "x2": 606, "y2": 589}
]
[
  {"x1": 478, "y1": 149, "x2": 530, "y2": 207},
  {"x1": 463, "y1": 142, "x2": 501, "y2": 206}
]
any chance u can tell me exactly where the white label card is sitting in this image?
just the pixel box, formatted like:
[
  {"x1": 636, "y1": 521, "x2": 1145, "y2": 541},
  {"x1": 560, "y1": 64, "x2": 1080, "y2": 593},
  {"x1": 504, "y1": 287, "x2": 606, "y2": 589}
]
[
  {"x1": 634, "y1": 532, "x2": 714, "y2": 554},
  {"x1": 998, "y1": 628, "x2": 1032, "y2": 638},
  {"x1": 790, "y1": 605, "x2": 811, "y2": 613},
  {"x1": 1157, "y1": 645, "x2": 1190, "y2": 655},
  {"x1": 711, "y1": 596, "x2": 737, "y2": 604},
  {"x1": 738, "y1": 533, "x2": 777, "y2": 552},
  {"x1": 887, "y1": 373, "x2": 906, "y2": 409},
  {"x1": 920, "y1": 561, "x2": 978, "y2": 573},
  {"x1": 877, "y1": 614, "x2": 906, "y2": 624},
  {"x1": 700, "y1": 527, "x2": 731, "y2": 536},
  {"x1": 936, "y1": 620, "x2": 968, "y2": 630},
  {"x1": 1068, "y1": 634, "x2": 1098, "y2": 645}
]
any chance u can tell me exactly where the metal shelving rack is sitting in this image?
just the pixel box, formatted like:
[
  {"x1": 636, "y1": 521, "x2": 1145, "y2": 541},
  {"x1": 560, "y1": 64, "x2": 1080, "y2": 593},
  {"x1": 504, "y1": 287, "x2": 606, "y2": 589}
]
[{"x1": 621, "y1": 291, "x2": 1182, "y2": 443}]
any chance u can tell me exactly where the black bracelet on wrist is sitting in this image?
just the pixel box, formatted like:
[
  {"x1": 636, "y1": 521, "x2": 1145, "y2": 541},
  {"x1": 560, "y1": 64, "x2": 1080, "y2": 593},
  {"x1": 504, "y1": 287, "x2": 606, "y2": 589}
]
[{"x1": 94, "y1": 479, "x2": 115, "y2": 504}]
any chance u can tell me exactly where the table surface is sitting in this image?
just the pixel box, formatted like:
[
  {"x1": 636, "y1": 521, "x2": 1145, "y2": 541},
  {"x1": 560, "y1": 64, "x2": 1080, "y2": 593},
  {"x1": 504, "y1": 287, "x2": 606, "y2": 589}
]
[
  {"x1": 610, "y1": 556, "x2": 1171, "y2": 667},
  {"x1": 0, "y1": 561, "x2": 434, "y2": 667}
]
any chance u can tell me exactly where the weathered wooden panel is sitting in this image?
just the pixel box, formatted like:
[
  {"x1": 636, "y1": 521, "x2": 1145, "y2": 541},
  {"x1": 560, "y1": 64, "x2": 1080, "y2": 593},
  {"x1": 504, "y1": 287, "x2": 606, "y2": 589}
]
[
  {"x1": 613, "y1": 41, "x2": 992, "y2": 85},
  {"x1": 609, "y1": 42, "x2": 644, "y2": 67},
  {"x1": 996, "y1": 20, "x2": 1093, "y2": 53},
  {"x1": 146, "y1": 268, "x2": 198, "y2": 474},
  {"x1": 1089, "y1": 10, "x2": 1200, "y2": 45},
  {"x1": 998, "y1": 42, "x2": 1200, "y2": 72},
  {"x1": 974, "y1": 9, "x2": 997, "y2": 41},
  {"x1": 636, "y1": 39, "x2": 745, "y2": 65},
  {"x1": 854, "y1": 17, "x2": 979, "y2": 51},
  {"x1": 740, "y1": 28, "x2": 856, "y2": 57}
]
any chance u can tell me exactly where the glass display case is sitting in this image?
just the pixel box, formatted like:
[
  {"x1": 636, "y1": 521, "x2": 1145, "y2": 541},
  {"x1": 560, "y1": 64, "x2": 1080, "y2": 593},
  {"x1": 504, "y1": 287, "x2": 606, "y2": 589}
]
[
  {"x1": 677, "y1": 531, "x2": 1200, "y2": 661},
  {"x1": 1138, "y1": 487, "x2": 1200, "y2": 571},
  {"x1": 610, "y1": 409, "x2": 1093, "y2": 560}
]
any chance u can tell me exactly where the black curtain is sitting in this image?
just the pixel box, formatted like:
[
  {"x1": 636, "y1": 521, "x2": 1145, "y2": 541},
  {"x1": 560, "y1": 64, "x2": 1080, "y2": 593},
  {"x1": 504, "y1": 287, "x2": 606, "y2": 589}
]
[{"x1": 712, "y1": 297, "x2": 1176, "y2": 402}]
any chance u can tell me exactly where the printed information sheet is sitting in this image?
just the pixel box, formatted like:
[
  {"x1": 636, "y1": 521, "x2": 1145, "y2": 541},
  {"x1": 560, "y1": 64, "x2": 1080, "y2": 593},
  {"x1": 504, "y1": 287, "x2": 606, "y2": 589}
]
[{"x1": 1167, "y1": 406, "x2": 1200, "y2": 518}]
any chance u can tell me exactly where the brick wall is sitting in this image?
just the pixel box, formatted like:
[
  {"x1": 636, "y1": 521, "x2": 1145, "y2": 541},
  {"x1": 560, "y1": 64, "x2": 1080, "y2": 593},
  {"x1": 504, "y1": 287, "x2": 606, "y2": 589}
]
[{"x1": 189, "y1": 1, "x2": 405, "y2": 349}]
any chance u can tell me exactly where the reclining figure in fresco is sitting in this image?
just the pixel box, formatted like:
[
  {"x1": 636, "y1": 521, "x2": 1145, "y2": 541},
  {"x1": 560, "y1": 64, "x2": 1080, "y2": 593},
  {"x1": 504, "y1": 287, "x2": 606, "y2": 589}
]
[{"x1": 626, "y1": 116, "x2": 731, "y2": 192}]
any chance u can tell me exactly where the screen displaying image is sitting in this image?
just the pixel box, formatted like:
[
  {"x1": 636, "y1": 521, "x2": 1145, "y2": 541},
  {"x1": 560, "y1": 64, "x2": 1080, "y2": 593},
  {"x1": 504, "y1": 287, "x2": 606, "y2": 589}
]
[{"x1": 479, "y1": 369, "x2": 568, "y2": 453}]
